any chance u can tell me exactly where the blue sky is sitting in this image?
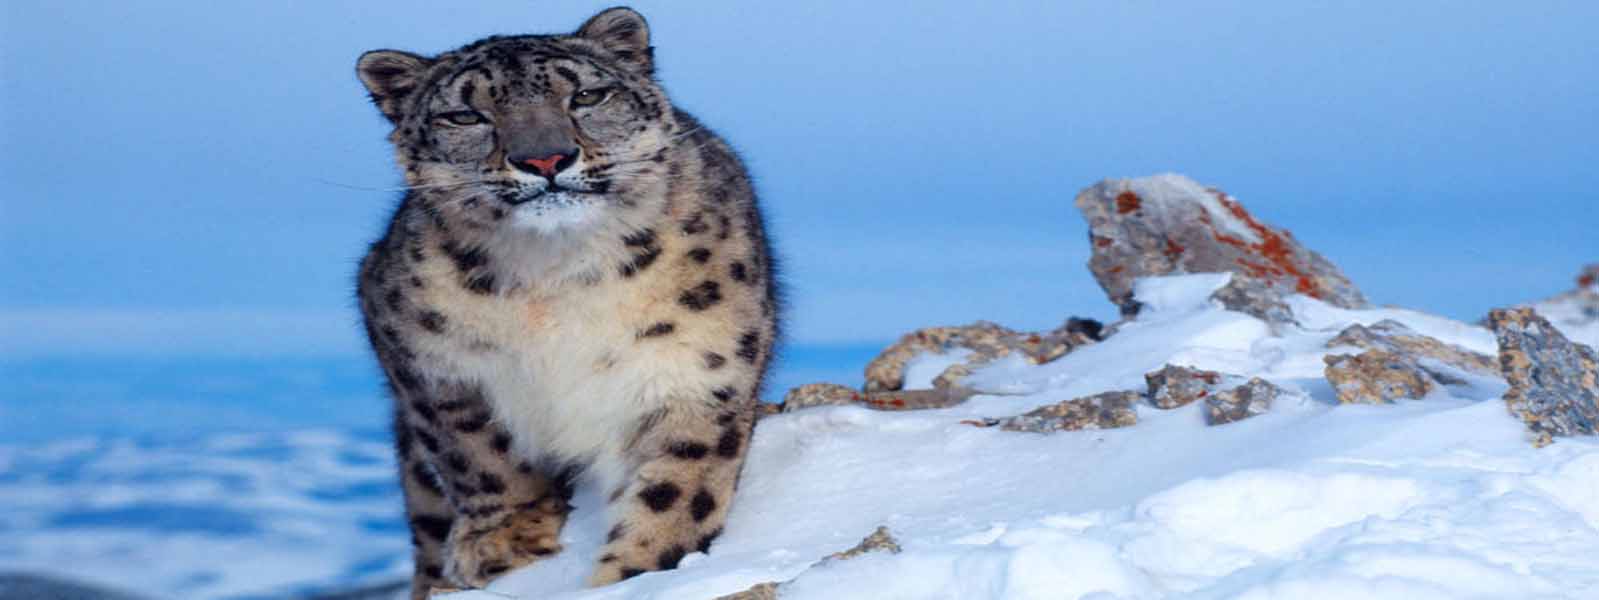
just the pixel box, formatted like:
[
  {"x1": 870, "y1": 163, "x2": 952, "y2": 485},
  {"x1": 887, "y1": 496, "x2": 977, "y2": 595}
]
[{"x1": 3, "y1": 1, "x2": 1596, "y2": 359}]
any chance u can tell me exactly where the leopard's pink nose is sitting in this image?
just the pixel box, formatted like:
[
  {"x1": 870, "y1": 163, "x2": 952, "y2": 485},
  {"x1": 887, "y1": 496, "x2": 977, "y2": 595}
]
[{"x1": 508, "y1": 150, "x2": 576, "y2": 178}]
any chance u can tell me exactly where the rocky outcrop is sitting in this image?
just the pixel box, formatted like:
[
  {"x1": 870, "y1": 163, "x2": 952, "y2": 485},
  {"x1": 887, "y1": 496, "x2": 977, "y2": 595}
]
[
  {"x1": 1326, "y1": 320, "x2": 1498, "y2": 381},
  {"x1": 1205, "y1": 378, "x2": 1281, "y2": 425},
  {"x1": 1487, "y1": 308, "x2": 1599, "y2": 447},
  {"x1": 779, "y1": 383, "x2": 975, "y2": 413},
  {"x1": 781, "y1": 383, "x2": 861, "y2": 411},
  {"x1": 1144, "y1": 364, "x2": 1223, "y2": 409},
  {"x1": 780, "y1": 317, "x2": 1100, "y2": 417},
  {"x1": 1207, "y1": 276, "x2": 1297, "y2": 326},
  {"x1": 1143, "y1": 364, "x2": 1283, "y2": 424},
  {"x1": 1076, "y1": 174, "x2": 1367, "y2": 323},
  {"x1": 863, "y1": 319, "x2": 1101, "y2": 393},
  {"x1": 821, "y1": 526, "x2": 902, "y2": 562},
  {"x1": 1323, "y1": 350, "x2": 1436, "y2": 404},
  {"x1": 713, "y1": 527, "x2": 902, "y2": 600},
  {"x1": 969, "y1": 391, "x2": 1139, "y2": 433}
]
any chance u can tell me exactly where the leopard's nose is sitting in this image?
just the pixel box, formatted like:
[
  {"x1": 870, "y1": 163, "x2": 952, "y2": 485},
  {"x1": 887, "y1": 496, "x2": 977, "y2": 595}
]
[{"x1": 508, "y1": 150, "x2": 577, "y2": 179}]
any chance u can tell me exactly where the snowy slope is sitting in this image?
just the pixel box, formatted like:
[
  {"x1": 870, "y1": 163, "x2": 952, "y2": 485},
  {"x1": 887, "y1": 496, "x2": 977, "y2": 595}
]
[
  {"x1": 443, "y1": 274, "x2": 1599, "y2": 600},
  {"x1": 4, "y1": 275, "x2": 1594, "y2": 599}
]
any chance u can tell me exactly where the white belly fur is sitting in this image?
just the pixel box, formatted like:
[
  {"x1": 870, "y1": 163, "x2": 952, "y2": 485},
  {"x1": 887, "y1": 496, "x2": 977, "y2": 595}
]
[{"x1": 411, "y1": 266, "x2": 715, "y2": 493}]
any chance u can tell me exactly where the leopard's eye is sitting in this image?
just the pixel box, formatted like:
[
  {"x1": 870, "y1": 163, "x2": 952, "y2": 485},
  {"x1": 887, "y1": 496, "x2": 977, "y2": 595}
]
[
  {"x1": 571, "y1": 87, "x2": 611, "y2": 108},
  {"x1": 435, "y1": 111, "x2": 487, "y2": 127}
]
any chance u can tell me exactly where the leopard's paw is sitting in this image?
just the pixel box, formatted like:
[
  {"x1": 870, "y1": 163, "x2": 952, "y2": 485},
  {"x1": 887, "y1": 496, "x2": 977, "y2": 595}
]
[{"x1": 443, "y1": 507, "x2": 566, "y2": 587}]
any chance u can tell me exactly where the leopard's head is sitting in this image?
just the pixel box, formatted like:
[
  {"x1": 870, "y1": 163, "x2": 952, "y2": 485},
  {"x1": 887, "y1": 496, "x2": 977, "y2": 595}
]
[{"x1": 357, "y1": 8, "x2": 678, "y2": 234}]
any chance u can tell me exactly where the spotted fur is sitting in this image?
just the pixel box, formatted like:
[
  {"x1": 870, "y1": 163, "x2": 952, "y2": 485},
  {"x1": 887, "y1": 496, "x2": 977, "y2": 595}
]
[{"x1": 354, "y1": 8, "x2": 778, "y2": 598}]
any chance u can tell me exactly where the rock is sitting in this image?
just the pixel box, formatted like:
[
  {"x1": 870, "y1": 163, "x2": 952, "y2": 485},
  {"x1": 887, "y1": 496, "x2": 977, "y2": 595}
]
[
  {"x1": 1076, "y1": 174, "x2": 1368, "y2": 322},
  {"x1": 782, "y1": 383, "x2": 860, "y2": 411},
  {"x1": 712, "y1": 527, "x2": 900, "y2": 600},
  {"x1": 779, "y1": 383, "x2": 977, "y2": 413},
  {"x1": 714, "y1": 582, "x2": 781, "y2": 600},
  {"x1": 1205, "y1": 377, "x2": 1281, "y2": 425},
  {"x1": 855, "y1": 388, "x2": 977, "y2": 411},
  {"x1": 970, "y1": 390, "x2": 1139, "y2": 433},
  {"x1": 821, "y1": 526, "x2": 902, "y2": 562},
  {"x1": 1323, "y1": 350, "x2": 1436, "y2": 404},
  {"x1": 1520, "y1": 263, "x2": 1599, "y2": 349},
  {"x1": 1143, "y1": 364, "x2": 1284, "y2": 424},
  {"x1": 1487, "y1": 307, "x2": 1599, "y2": 447},
  {"x1": 1208, "y1": 276, "x2": 1297, "y2": 326},
  {"x1": 863, "y1": 318, "x2": 1101, "y2": 392},
  {"x1": 1144, "y1": 364, "x2": 1224, "y2": 409},
  {"x1": 1326, "y1": 319, "x2": 1498, "y2": 380}
]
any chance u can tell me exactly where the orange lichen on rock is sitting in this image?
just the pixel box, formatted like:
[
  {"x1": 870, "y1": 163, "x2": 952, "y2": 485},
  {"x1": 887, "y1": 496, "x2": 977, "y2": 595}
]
[
  {"x1": 1076, "y1": 175, "x2": 1369, "y2": 323},
  {"x1": 1212, "y1": 192, "x2": 1322, "y2": 299},
  {"x1": 1163, "y1": 237, "x2": 1184, "y2": 259},
  {"x1": 1115, "y1": 191, "x2": 1142, "y2": 214}
]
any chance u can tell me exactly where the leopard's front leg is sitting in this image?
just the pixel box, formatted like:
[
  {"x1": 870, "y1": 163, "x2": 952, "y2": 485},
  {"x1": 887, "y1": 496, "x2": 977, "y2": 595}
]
[
  {"x1": 391, "y1": 376, "x2": 574, "y2": 592},
  {"x1": 589, "y1": 397, "x2": 756, "y2": 585}
]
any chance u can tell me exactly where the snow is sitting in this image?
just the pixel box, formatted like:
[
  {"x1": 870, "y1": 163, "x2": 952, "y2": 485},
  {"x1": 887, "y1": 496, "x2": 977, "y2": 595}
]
[
  {"x1": 5, "y1": 274, "x2": 1596, "y2": 599},
  {"x1": 1125, "y1": 174, "x2": 1262, "y2": 245},
  {"x1": 436, "y1": 276, "x2": 1599, "y2": 600},
  {"x1": 901, "y1": 348, "x2": 975, "y2": 390}
]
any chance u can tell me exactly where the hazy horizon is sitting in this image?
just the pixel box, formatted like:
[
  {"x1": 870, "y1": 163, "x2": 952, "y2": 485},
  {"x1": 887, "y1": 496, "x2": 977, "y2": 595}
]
[{"x1": 4, "y1": 1, "x2": 1596, "y2": 360}]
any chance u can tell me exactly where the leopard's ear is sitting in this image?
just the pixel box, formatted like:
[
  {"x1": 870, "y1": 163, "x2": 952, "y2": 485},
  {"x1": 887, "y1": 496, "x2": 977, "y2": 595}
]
[
  {"x1": 576, "y1": 7, "x2": 652, "y2": 75},
  {"x1": 357, "y1": 50, "x2": 433, "y2": 124}
]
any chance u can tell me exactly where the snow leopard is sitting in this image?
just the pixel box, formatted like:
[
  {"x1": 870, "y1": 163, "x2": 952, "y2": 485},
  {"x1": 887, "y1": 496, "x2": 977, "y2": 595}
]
[{"x1": 353, "y1": 7, "x2": 778, "y2": 597}]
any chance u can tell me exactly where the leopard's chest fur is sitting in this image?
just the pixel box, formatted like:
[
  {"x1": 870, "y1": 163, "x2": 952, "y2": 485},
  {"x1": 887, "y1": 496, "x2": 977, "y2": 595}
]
[{"x1": 394, "y1": 220, "x2": 758, "y2": 488}]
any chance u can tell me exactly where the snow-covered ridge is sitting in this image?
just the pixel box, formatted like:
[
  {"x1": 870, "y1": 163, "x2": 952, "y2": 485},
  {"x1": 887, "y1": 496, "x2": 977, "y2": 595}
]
[
  {"x1": 449, "y1": 275, "x2": 1599, "y2": 600},
  {"x1": 437, "y1": 178, "x2": 1598, "y2": 600}
]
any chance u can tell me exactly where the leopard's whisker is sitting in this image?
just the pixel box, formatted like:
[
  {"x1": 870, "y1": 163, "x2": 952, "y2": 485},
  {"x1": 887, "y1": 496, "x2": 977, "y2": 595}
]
[{"x1": 314, "y1": 178, "x2": 487, "y2": 193}]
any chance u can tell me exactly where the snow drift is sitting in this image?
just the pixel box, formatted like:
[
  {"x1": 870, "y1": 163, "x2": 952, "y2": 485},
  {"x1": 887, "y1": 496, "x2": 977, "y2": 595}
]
[{"x1": 444, "y1": 274, "x2": 1599, "y2": 599}]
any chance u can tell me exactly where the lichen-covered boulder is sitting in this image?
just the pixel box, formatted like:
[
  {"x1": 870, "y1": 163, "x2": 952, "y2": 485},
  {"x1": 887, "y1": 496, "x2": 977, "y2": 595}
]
[
  {"x1": 970, "y1": 390, "x2": 1140, "y2": 433},
  {"x1": 1144, "y1": 364, "x2": 1223, "y2": 409},
  {"x1": 1205, "y1": 377, "x2": 1281, "y2": 425},
  {"x1": 1075, "y1": 174, "x2": 1368, "y2": 322},
  {"x1": 1208, "y1": 276, "x2": 1297, "y2": 326},
  {"x1": 779, "y1": 383, "x2": 976, "y2": 413},
  {"x1": 1143, "y1": 364, "x2": 1284, "y2": 424},
  {"x1": 1487, "y1": 307, "x2": 1599, "y2": 447},
  {"x1": 1323, "y1": 350, "x2": 1436, "y2": 404},
  {"x1": 863, "y1": 318, "x2": 1101, "y2": 393},
  {"x1": 1326, "y1": 320, "x2": 1498, "y2": 381}
]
